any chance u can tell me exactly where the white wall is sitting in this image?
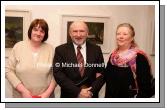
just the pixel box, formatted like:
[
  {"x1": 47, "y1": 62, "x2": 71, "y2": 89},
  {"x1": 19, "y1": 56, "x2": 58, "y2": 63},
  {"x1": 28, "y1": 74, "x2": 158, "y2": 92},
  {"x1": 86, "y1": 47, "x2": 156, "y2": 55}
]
[{"x1": 5, "y1": 5, "x2": 155, "y2": 98}]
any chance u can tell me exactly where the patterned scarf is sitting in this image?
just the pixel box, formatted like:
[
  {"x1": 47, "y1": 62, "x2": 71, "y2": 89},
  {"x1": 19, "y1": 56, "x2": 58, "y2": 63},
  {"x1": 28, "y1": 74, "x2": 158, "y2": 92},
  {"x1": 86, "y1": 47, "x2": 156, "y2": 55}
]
[{"x1": 110, "y1": 47, "x2": 151, "y2": 93}]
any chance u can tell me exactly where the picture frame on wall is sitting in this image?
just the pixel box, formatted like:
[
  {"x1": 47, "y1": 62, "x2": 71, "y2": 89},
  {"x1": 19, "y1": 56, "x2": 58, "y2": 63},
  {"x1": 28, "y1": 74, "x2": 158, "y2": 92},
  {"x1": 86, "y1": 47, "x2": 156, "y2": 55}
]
[
  {"x1": 62, "y1": 15, "x2": 111, "y2": 53},
  {"x1": 5, "y1": 10, "x2": 31, "y2": 58}
]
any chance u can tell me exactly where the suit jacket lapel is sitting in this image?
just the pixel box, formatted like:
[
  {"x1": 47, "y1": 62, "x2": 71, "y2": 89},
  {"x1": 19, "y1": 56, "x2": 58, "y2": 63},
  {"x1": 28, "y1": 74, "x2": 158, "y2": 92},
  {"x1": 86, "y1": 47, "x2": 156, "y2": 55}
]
[
  {"x1": 68, "y1": 42, "x2": 77, "y2": 63},
  {"x1": 67, "y1": 42, "x2": 81, "y2": 77}
]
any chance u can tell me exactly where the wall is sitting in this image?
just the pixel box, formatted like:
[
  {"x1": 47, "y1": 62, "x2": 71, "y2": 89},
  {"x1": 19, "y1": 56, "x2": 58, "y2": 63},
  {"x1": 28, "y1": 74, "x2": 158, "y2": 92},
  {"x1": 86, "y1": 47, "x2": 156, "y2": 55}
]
[{"x1": 5, "y1": 5, "x2": 155, "y2": 98}]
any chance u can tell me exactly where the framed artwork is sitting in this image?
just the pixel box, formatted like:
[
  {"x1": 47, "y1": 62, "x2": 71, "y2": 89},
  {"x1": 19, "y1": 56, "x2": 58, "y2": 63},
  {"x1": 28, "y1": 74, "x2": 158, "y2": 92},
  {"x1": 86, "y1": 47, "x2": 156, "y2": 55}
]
[
  {"x1": 5, "y1": 10, "x2": 31, "y2": 57},
  {"x1": 62, "y1": 15, "x2": 111, "y2": 53}
]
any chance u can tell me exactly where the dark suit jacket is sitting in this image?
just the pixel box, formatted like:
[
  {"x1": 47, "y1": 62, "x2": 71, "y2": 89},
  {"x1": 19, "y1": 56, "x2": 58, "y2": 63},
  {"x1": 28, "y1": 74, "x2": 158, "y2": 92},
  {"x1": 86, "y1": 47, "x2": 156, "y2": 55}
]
[{"x1": 53, "y1": 41, "x2": 105, "y2": 98}]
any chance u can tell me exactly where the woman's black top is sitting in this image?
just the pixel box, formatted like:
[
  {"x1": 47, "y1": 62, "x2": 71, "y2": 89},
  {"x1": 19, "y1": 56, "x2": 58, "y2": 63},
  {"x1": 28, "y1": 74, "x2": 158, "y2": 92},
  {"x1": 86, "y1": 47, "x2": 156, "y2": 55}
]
[{"x1": 104, "y1": 53, "x2": 154, "y2": 98}]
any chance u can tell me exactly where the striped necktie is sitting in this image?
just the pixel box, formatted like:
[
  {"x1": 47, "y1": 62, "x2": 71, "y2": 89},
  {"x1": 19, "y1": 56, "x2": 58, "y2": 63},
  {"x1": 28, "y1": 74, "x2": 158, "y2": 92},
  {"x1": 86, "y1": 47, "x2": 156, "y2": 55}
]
[{"x1": 77, "y1": 45, "x2": 85, "y2": 77}]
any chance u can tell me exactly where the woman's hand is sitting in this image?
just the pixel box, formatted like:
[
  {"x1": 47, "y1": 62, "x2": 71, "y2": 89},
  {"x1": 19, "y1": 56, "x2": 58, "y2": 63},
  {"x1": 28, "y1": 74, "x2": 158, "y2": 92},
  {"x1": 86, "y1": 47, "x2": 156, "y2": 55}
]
[
  {"x1": 21, "y1": 90, "x2": 32, "y2": 98},
  {"x1": 39, "y1": 79, "x2": 56, "y2": 98},
  {"x1": 39, "y1": 92, "x2": 50, "y2": 98},
  {"x1": 16, "y1": 83, "x2": 32, "y2": 98}
]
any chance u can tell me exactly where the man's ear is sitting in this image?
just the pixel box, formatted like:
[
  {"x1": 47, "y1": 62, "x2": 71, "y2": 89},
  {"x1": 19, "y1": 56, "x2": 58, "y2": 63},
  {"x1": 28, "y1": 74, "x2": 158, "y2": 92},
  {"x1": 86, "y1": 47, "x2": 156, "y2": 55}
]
[{"x1": 69, "y1": 31, "x2": 72, "y2": 37}]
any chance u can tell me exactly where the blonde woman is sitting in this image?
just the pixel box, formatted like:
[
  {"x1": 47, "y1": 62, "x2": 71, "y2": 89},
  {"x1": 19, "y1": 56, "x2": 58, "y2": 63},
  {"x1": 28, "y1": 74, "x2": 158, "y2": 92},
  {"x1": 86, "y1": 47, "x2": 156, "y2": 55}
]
[{"x1": 104, "y1": 23, "x2": 154, "y2": 98}]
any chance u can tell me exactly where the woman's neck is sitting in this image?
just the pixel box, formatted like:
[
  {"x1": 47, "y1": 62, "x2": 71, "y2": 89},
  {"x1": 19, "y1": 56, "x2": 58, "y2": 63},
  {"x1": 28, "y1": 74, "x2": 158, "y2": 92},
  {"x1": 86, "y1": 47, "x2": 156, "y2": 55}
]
[
  {"x1": 29, "y1": 40, "x2": 42, "y2": 52},
  {"x1": 118, "y1": 45, "x2": 131, "y2": 53}
]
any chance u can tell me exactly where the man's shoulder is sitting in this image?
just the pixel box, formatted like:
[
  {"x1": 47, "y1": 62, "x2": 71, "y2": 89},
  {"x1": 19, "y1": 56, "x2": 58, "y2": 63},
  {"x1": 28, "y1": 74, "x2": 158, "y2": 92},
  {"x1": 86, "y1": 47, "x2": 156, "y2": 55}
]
[
  {"x1": 86, "y1": 41, "x2": 100, "y2": 49},
  {"x1": 56, "y1": 42, "x2": 72, "y2": 49}
]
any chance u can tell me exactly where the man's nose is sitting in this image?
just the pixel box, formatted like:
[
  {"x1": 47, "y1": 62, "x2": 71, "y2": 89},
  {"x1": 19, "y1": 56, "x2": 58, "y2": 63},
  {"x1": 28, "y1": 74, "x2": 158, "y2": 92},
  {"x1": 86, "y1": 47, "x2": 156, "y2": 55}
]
[{"x1": 76, "y1": 32, "x2": 81, "y2": 36}]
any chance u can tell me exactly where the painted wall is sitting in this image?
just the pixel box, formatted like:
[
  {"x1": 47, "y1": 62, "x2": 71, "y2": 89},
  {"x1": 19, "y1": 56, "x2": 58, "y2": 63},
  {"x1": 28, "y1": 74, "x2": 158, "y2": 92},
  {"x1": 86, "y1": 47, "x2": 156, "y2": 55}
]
[{"x1": 5, "y1": 5, "x2": 155, "y2": 98}]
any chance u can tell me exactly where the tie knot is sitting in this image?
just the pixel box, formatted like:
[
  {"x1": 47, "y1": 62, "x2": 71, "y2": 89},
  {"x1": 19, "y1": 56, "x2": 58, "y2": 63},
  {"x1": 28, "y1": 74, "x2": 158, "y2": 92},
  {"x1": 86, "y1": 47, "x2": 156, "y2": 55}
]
[{"x1": 77, "y1": 45, "x2": 82, "y2": 50}]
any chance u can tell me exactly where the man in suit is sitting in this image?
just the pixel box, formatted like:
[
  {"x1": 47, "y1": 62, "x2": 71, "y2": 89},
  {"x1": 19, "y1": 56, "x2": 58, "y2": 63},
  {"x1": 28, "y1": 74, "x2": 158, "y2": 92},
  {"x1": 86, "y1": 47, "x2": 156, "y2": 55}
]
[{"x1": 53, "y1": 21, "x2": 105, "y2": 98}]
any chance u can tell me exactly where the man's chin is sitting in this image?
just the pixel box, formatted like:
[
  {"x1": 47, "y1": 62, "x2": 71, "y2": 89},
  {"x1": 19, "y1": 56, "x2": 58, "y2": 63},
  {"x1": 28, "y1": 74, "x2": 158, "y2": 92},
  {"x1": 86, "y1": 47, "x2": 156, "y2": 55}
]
[{"x1": 74, "y1": 40, "x2": 85, "y2": 45}]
